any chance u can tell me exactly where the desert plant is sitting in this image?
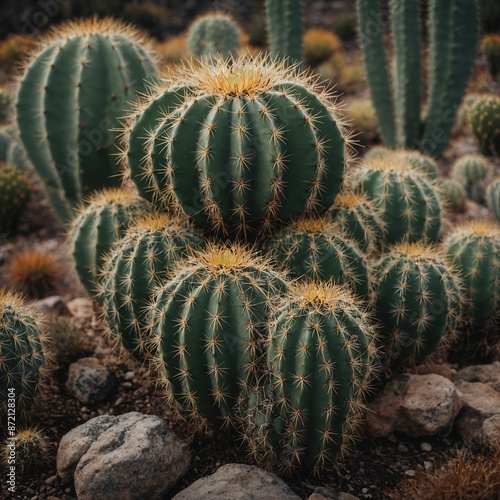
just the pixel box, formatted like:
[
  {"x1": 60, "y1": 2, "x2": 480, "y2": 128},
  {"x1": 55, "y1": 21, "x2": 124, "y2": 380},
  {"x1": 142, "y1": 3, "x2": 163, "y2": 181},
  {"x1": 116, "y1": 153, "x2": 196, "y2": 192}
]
[
  {"x1": 0, "y1": 88, "x2": 13, "y2": 124},
  {"x1": 0, "y1": 162, "x2": 30, "y2": 233},
  {"x1": 303, "y1": 29, "x2": 343, "y2": 67},
  {"x1": 157, "y1": 35, "x2": 187, "y2": 65},
  {"x1": 371, "y1": 242, "x2": 463, "y2": 367},
  {"x1": 458, "y1": 93, "x2": 482, "y2": 129},
  {"x1": 0, "y1": 34, "x2": 34, "y2": 67},
  {"x1": 346, "y1": 98, "x2": 378, "y2": 144},
  {"x1": 187, "y1": 12, "x2": 240, "y2": 58},
  {"x1": 441, "y1": 179, "x2": 467, "y2": 212},
  {"x1": 332, "y1": 13, "x2": 357, "y2": 42},
  {"x1": 364, "y1": 145, "x2": 391, "y2": 162},
  {"x1": 239, "y1": 281, "x2": 378, "y2": 475},
  {"x1": 357, "y1": 0, "x2": 478, "y2": 156},
  {"x1": 69, "y1": 187, "x2": 149, "y2": 297},
  {"x1": 487, "y1": 179, "x2": 500, "y2": 221},
  {"x1": 123, "y1": 55, "x2": 349, "y2": 237},
  {"x1": 469, "y1": 95, "x2": 500, "y2": 157},
  {"x1": 397, "y1": 151, "x2": 439, "y2": 181},
  {"x1": 339, "y1": 63, "x2": 366, "y2": 94},
  {"x1": 2, "y1": 427, "x2": 49, "y2": 475},
  {"x1": 482, "y1": 35, "x2": 500, "y2": 78},
  {"x1": 44, "y1": 315, "x2": 87, "y2": 365},
  {"x1": 15, "y1": 18, "x2": 158, "y2": 225},
  {"x1": 99, "y1": 213, "x2": 205, "y2": 362},
  {"x1": 452, "y1": 155, "x2": 489, "y2": 203}
]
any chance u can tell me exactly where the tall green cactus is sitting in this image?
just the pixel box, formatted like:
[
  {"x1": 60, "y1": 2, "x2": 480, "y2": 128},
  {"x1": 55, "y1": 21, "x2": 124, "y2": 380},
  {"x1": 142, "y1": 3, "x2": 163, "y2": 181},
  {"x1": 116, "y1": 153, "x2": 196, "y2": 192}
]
[
  {"x1": 357, "y1": 0, "x2": 478, "y2": 157},
  {"x1": 265, "y1": 0, "x2": 303, "y2": 67},
  {"x1": 16, "y1": 18, "x2": 158, "y2": 225},
  {"x1": 0, "y1": 163, "x2": 30, "y2": 233},
  {"x1": 487, "y1": 178, "x2": 500, "y2": 221}
]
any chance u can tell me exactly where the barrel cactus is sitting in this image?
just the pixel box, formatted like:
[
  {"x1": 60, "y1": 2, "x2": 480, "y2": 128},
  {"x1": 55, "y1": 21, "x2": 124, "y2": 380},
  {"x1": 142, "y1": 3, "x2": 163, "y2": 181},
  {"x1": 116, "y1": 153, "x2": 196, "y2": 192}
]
[
  {"x1": 16, "y1": 18, "x2": 158, "y2": 225},
  {"x1": 371, "y1": 242, "x2": 464, "y2": 367},
  {"x1": 469, "y1": 95, "x2": 500, "y2": 157},
  {"x1": 452, "y1": 154, "x2": 489, "y2": 203},
  {"x1": 151, "y1": 244, "x2": 288, "y2": 428},
  {"x1": 70, "y1": 187, "x2": 150, "y2": 297},
  {"x1": 3, "y1": 427, "x2": 49, "y2": 475},
  {"x1": 487, "y1": 179, "x2": 500, "y2": 221},
  {"x1": 187, "y1": 13, "x2": 240, "y2": 58},
  {"x1": 441, "y1": 179, "x2": 466, "y2": 212},
  {"x1": 482, "y1": 34, "x2": 500, "y2": 78},
  {"x1": 99, "y1": 213, "x2": 205, "y2": 362},
  {"x1": 0, "y1": 163, "x2": 30, "y2": 233},
  {"x1": 123, "y1": 55, "x2": 349, "y2": 237},
  {"x1": 239, "y1": 281, "x2": 378, "y2": 475},
  {"x1": 353, "y1": 157, "x2": 442, "y2": 245}
]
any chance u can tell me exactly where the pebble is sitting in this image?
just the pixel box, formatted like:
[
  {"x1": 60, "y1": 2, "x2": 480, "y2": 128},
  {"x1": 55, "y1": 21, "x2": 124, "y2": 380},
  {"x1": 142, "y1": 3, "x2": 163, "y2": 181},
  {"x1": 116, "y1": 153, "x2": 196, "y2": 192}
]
[
  {"x1": 124, "y1": 371, "x2": 135, "y2": 381},
  {"x1": 115, "y1": 397, "x2": 123, "y2": 406},
  {"x1": 122, "y1": 382, "x2": 133, "y2": 389},
  {"x1": 46, "y1": 475, "x2": 57, "y2": 485},
  {"x1": 420, "y1": 442, "x2": 432, "y2": 452},
  {"x1": 398, "y1": 443, "x2": 408, "y2": 452},
  {"x1": 405, "y1": 469, "x2": 416, "y2": 477},
  {"x1": 362, "y1": 488, "x2": 368, "y2": 494},
  {"x1": 424, "y1": 461, "x2": 433, "y2": 471}
]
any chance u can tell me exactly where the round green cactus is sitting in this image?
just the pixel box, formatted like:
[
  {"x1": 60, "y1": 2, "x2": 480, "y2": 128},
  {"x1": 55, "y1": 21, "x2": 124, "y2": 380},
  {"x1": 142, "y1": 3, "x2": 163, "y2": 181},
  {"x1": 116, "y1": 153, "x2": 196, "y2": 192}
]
[
  {"x1": 441, "y1": 179, "x2": 466, "y2": 211},
  {"x1": 397, "y1": 150, "x2": 439, "y2": 180},
  {"x1": 487, "y1": 178, "x2": 500, "y2": 221},
  {"x1": 239, "y1": 281, "x2": 378, "y2": 475},
  {"x1": 70, "y1": 187, "x2": 150, "y2": 297},
  {"x1": 0, "y1": 163, "x2": 30, "y2": 233},
  {"x1": 16, "y1": 18, "x2": 158, "y2": 225},
  {"x1": 452, "y1": 154, "x2": 489, "y2": 203},
  {"x1": 0, "y1": 88, "x2": 13, "y2": 124},
  {"x1": 0, "y1": 290, "x2": 50, "y2": 421},
  {"x1": 371, "y1": 242, "x2": 464, "y2": 367},
  {"x1": 2, "y1": 427, "x2": 49, "y2": 475},
  {"x1": 151, "y1": 244, "x2": 288, "y2": 428},
  {"x1": 99, "y1": 213, "x2": 205, "y2": 362},
  {"x1": 353, "y1": 157, "x2": 442, "y2": 245},
  {"x1": 187, "y1": 13, "x2": 240, "y2": 58},
  {"x1": 482, "y1": 34, "x2": 500, "y2": 78},
  {"x1": 444, "y1": 221, "x2": 500, "y2": 330},
  {"x1": 364, "y1": 145, "x2": 391, "y2": 162},
  {"x1": 123, "y1": 55, "x2": 348, "y2": 237},
  {"x1": 469, "y1": 95, "x2": 500, "y2": 157},
  {"x1": 263, "y1": 216, "x2": 370, "y2": 298}
]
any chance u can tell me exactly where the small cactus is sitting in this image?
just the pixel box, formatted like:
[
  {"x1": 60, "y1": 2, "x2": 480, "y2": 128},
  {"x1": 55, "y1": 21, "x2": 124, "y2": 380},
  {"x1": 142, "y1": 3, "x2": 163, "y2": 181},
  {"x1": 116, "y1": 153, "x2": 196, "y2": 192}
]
[
  {"x1": 452, "y1": 154, "x2": 489, "y2": 203},
  {"x1": 187, "y1": 12, "x2": 240, "y2": 58},
  {"x1": 70, "y1": 187, "x2": 150, "y2": 297},
  {"x1": 441, "y1": 179, "x2": 466, "y2": 212},
  {"x1": 0, "y1": 88, "x2": 13, "y2": 124},
  {"x1": 2, "y1": 427, "x2": 49, "y2": 475},
  {"x1": 487, "y1": 178, "x2": 500, "y2": 221},
  {"x1": 482, "y1": 34, "x2": 500, "y2": 78},
  {"x1": 397, "y1": 150, "x2": 439, "y2": 180},
  {"x1": 303, "y1": 28, "x2": 343, "y2": 67},
  {"x1": 0, "y1": 163, "x2": 30, "y2": 234},
  {"x1": 469, "y1": 95, "x2": 500, "y2": 157}
]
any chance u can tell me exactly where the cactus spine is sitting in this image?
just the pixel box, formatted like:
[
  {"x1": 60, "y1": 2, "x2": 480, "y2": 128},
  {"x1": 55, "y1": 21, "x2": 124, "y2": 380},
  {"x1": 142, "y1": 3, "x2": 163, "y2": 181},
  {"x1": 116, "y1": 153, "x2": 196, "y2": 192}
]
[
  {"x1": 469, "y1": 95, "x2": 500, "y2": 157},
  {"x1": 487, "y1": 179, "x2": 500, "y2": 221},
  {"x1": 16, "y1": 18, "x2": 158, "y2": 225},
  {"x1": 0, "y1": 163, "x2": 30, "y2": 233}
]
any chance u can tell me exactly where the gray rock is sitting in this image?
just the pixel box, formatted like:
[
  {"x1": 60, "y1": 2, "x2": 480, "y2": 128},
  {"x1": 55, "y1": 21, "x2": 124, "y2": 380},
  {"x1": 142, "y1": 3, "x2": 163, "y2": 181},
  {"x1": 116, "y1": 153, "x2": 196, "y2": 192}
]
[
  {"x1": 311, "y1": 487, "x2": 360, "y2": 500},
  {"x1": 65, "y1": 357, "x2": 117, "y2": 404},
  {"x1": 481, "y1": 414, "x2": 500, "y2": 449},
  {"x1": 172, "y1": 463, "x2": 301, "y2": 500},
  {"x1": 31, "y1": 296, "x2": 69, "y2": 316},
  {"x1": 454, "y1": 362, "x2": 500, "y2": 392},
  {"x1": 66, "y1": 297, "x2": 94, "y2": 318}
]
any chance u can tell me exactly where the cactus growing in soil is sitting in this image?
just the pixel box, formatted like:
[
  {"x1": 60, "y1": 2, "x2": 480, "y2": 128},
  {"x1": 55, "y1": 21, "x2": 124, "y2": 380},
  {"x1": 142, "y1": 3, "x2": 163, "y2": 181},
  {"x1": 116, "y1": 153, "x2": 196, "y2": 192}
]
[
  {"x1": 187, "y1": 13, "x2": 240, "y2": 58},
  {"x1": 441, "y1": 179, "x2": 466, "y2": 212},
  {"x1": 0, "y1": 88, "x2": 13, "y2": 124},
  {"x1": 487, "y1": 179, "x2": 500, "y2": 221},
  {"x1": 0, "y1": 290, "x2": 50, "y2": 420},
  {"x1": 0, "y1": 163, "x2": 30, "y2": 233},
  {"x1": 99, "y1": 213, "x2": 205, "y2": 362},
  {"x1": 263, "y1": 216, "x2": 370, "y2": 298},
  {"x1": 371, "y1": 243, "x2": 464, "y2": 367},
  {"x1": 122, "y1": 55, "x2": 349, "y2": 237},
  {"x1": 444, "y1": 221, "x2": 500, "y2": 330},
  {"x1": 2, "y1": 427, "x2": 49, "y2": 475},
  {"x1": 353, "y1": 158, "x2": 442, "y2": 245},
  {"x1": 469, "y1": 96, "x2": 500, "y2": 157},
  {"x1": 239, "y1": 281, "x2": 378, "y2": 475},
  {"x1": 482, "y1": 34, "x2": 500, "y2": 78},
  {"x1": 452, "y1": 155, "x2": 489, "y2": 203},
  {"x1": 70, "y1": 187, "x2": 150, "y2": 297},
  {"x1": 150, "y1": 244, "x2": 288, "y2": 428},
  {"x1": 15, "y1": 18, "x2": 158, "y2": 225}
]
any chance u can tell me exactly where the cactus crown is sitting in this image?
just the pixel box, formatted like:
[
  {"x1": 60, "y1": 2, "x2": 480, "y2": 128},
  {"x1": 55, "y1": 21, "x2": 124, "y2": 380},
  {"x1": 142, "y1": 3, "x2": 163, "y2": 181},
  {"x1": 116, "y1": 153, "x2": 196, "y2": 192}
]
[
  {"x1": 83, "y1": 186, "x2": 140, "y2": 207},
  {"x1": 333, "y1": 190, "x2": 368, "y2": 208},
  {"x1": 291, "y1": 280, "x2": 359, "y2": 307}
]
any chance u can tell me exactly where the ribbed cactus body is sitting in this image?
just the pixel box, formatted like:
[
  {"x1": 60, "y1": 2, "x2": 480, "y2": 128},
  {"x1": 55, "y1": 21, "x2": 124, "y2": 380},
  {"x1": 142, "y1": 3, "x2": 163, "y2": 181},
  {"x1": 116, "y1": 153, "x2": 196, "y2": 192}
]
[
  {"x1": 398, "y1": 151, "x2": 439, "y2": 180},
  {"x1": 372, "y1": 243, "x2": 463, "y2": 366},
  {"x1": 240, "y1": 282, "x2": 378, "y2": 474},
  {"x1": 125, "y1": 57, "x2": 347, "y2": 236},
  {"x1": 452, "y1": 155, "x2": 489, "y2": 203},
  {"x1": 0, "y1": 163, "x2": 30, "y2": 233},
  {"x1": 100, "y1": 214, "x2": 205, "y2": 361},
  {"x1": 0, "y1": 89, "x2": 13, "y2": 124},
  {"x1": 70, "y1": 188, "x2": 149, "y2": 297},
  {"x1": 264, "y1": 217, "x2": 370, "y2": 298},
  {"x1": 187, "y1": 13, "x2": 240, "y2": 58},
  {"x1": 487, "y1": 179, "x2": 500, "y2": 221},
  {"x1": 16, "y1": 19, "x2": 158, "y2": 225},
  {"x1": 469, "y1": 96, "x2": 500, "y2": 157},
  {"x1": 441, "y1": 179, "x2": 466, "y2": 211},
  {"x1": 353, "y1": 159, "x2": 442, "y2": 244},
  {"x1": 444, "y1": 222, "x2": 500, "y2": 329},
  {"x1": 482, "y1": 34, "x2": 500, "y2": 78},
  {"x1": 152, "y1": 246, "x2": 287, "y2": 426},
  {"x1": 0, "y1": 291, "x2": 49, "y2": 420}
]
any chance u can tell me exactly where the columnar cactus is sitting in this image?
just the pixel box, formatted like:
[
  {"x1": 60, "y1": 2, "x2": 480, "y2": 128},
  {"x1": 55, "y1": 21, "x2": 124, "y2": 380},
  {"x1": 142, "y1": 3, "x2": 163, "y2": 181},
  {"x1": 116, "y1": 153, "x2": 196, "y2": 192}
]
[
  {"x1": 469, "y1": 96, "x2": 500, "y2": 157},
  {"x1": 150, "y1": 244, "x2": 288, "y2": 428},
  {"x1": 487, "y1": 179, "x2": 500, "y2": 221},
  {"x1": 187, "y1": 13, "x2": 240, "y2": 58},
  {"x1": 239, "y1": 281, "x2": 378, "y2": 475},
  {"x1": 482, "y1": 34, "x2": 500, "y2": 78},
  {"x1": 441, "y1": 179, "x2": 466, "y2": 212},
  {"x1": 444, "y1": 221, "x2": 500, "y2": 330},
  {"x1": 371, "y1": 243, "x2": 464, "y2": 367},
  {"x1": 0, "y1": 163, "x2": 30, "y2": 233},
  {"x1": 0, "y1": 290, "x2": 50, "y2": 420},
  {"x1": 353, "y1": 158, "x2": 442, "y2": 244},
  {"x1": 70, "y1": 187, "x2": 149, "y2": 296},
  {"x1": 16, "y1": 18, "x2": 158, "y2": 225},
  {"x1": 452, "y1": 154, "x2": 489, "y2": 203},
  {"x1": 99, "y1": 213, "x2": 205, "y2": 361},
  {"x1": 263, "y1": 216, "x2": 370, "y2": 298},
  {"x1": 357, "y1": 0, "x2": 478, "y2": 156},
  {"x1": 0, "y1": 88, "x2": 13, "y2": 124},
  {"x1": 123, "y1": 55, "x2": 349, "y2": 237}
]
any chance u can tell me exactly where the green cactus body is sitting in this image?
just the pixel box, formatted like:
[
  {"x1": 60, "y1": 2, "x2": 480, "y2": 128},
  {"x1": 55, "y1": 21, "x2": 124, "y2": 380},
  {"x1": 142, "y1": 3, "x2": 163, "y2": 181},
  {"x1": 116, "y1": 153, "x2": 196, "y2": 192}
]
[
  {"x1": 397, "y1": 151, "x2": 439, "y2": 180},
  {"x1": 372, "y1": 243, "x2": 463, "y2": 367},
  {"x1": 70, "y1": 188, "x2": 149, "y2": 297},
  {"x1": 152, "y1": 245, "x2": 288, "y2": 427},
  {"x1": 264, "y1": 216, "x2": 370, "y2": 298},
  {"x1": 0, "y1": 88, "x2": 13, "y2": 124},
  {"x1": 441, "y1": 179, "x2": 466, "y2": 211},
  {"x1": 3, "y1": 427, "x2": 49, "y2": 475},
  {"x1": 99, "y1": 213, "x2": 205, "y2": 362},
  {"x1": 487, "y1": 179, "x2": 500, "y2": 221},
  {"x1": 0, "y1": 128, "x2": 12, "y2": 162},
  {"x1": 265, "y1": 0, "x2": 303, "y2": 67},
  {"x1": 482, "y1": 34, "x2": 500, "y2": 78},
  {"x1": 444, "y1": 221, "x2": 500, "y2": 329},
  {"x1": 187, "y1": 13, "x2": 240, "y2": 58},
  {"x1": 0, "y1": 163, "x2": 30, "y2": 233},
  {"x1": 0, "y1": 291, "x2": 50, "y2": 420},
  {"x1": 354, "y1": 158, "x2": 442, "y2": 244},
  {"x1": 124, "y1": 56, "x2": 347, "y2": 237},
  {"x1": 240, "y1": 282, "x2": 378, "y2": 474},
  {"x1": 469, "y1": 96, "x2": 500, "y2": 157},
  {"x1": 452, "y1": 154, "x2": 489, "y2": 203},
  {"x1": 16, "y1": 19, "x2": 158, "y2": 225}
]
